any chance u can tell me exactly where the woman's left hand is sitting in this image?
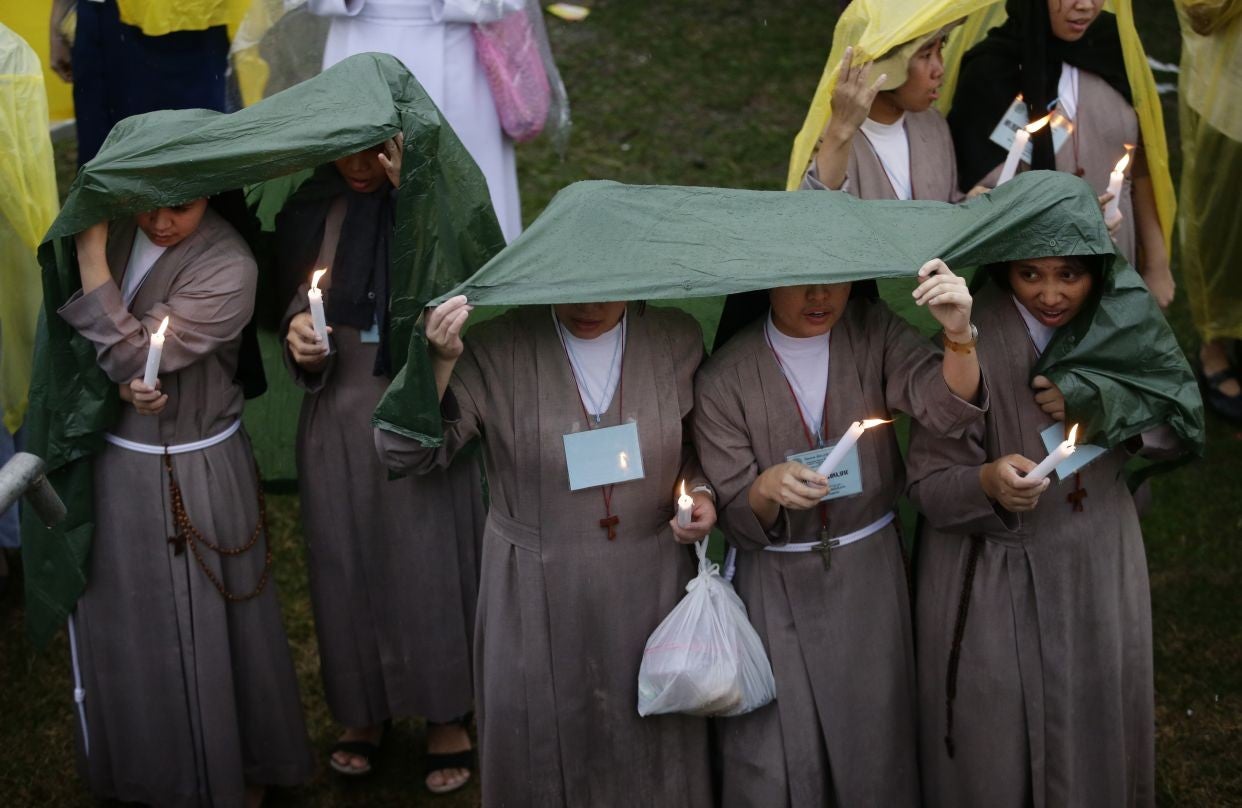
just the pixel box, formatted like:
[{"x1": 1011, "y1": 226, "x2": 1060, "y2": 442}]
[
  {"x1": 128, "y1": 378, "x2": 168, "y2": 416},
  {"x1": 670, "y1": 491, "x2": 717, "y2": 544},
  {"x1": 1031, "y1": 375, "x2": 1066, "y2": 421},
  {"x1": 377, "y1": 133, "x2": 404, "y2": 189},
  {"x1": 913, "y1": 258, "x2": 973, "y2": 340}
]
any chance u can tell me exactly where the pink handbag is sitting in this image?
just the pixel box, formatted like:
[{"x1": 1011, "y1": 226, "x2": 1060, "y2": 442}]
[{"x1": 473, "y1": 6, "x2": 552, "y2": 142}]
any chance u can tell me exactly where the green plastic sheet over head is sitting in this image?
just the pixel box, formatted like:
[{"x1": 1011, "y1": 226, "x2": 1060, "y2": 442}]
[
  {"x1": 22, "y1": 52, "x2": 504, "y2": 647},
  {"x1": 379, "y1": 171, "x2": 1202, "y2": 474}
]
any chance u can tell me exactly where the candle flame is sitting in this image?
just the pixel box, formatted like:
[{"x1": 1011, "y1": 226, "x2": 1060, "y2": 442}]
[
  {"x1": 1025, "y1": 113, "x2": 1053, "y2": 134},
  {"x1": 1068, "y1": 424, "x2": 1079, "y2": 444},
  {"x1": 860, "y1": 418, "x2": 893, "y2": 429},
  {"x1": 1113, "y1": 152, "x2": 1131, "y2": 174},
  {"x1": 311, "y1": 268, "x2": 327, "y2": 291},
  {"x1": 680, "y1": 480, "x2": 687, "y2": 497},
  {"x1": 154, "y1": 316, "x2": 170, "y2": 337}
]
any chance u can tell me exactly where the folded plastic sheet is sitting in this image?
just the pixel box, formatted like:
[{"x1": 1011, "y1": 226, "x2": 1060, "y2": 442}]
[
  {"x1": 22, "y1": 53, "x2": 504, "y2": 647},
  {"x1": 379, "y1": 171, "x2": 1202, "y2": 478}
]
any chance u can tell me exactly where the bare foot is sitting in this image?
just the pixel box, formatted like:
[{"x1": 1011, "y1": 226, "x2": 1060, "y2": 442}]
[
  {"x1": 1202, "y1": 341, "x2": 1240, "y2": 397},
  {"x1": 426, "y1": 721, "x2": 472, "y2": 792},
  {"x1": 331, "y1": 723, "x2": 383, "y2": 774}
]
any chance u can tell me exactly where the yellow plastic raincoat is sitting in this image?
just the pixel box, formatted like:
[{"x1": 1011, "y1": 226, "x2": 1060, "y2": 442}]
[
  {"x1": 115, "y1": 0, "x2": 249, "y2": 36},
  {"x1": 0, "y1": 24, "x2": 58, "y2": 432},
  {"x1": 1177, "y1": 0, "x2": 1242, "y2": 341}
]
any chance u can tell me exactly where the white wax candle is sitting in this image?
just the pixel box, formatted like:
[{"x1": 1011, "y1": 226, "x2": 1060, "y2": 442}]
[
  {"x1": 142, "y1": 316, "x2": 170, "y2": 387},
  {"x1": 309, "y1": 268, "x2": 329, "y2": 345},
  {"x1": 676, "y1": 481, "x2": 693, "y2": 528},
  {"x1": 1103, "y1": 152, "x2": 1130, "y2": 229},
  {"x1": 997, "y1": 128, "x2": 1030, "y2": 186},
  {"x1": 1026, "y1": 424, "x2": 1079, "y2": 483},
  {"x1": 814, "y1": 418, "x2": 890, "y2": 477}
]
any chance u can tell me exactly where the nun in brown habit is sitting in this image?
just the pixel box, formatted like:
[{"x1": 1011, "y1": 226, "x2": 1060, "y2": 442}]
[
  {"x1": 61, "y1": 201, "x2": 313, "y2": 807},
  {"x1": 694, "y1": 262, "x2": 985, "y2": 808},
  {"x1": 280, "y1": 139, "x2": 486, "y2": 793},
  {"x1": 376, "y1": 296, "x2": 717, "y2": 808},
  {"x1": 908, "y1": 255, "x2": 1179, "y2": 807}
]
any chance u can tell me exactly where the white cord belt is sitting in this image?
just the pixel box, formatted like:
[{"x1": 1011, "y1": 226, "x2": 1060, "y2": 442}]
[
  {"x1": 723, "y1": 511, "x2": 896, "y2": 582},
  {"x1": 103, "y1": 419, "x2": 241, "y2": 456}
]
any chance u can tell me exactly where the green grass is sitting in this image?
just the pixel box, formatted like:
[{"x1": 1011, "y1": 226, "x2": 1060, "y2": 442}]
[{"x1": 3, "y1": 0, "x2": 1240, "y2": 804}]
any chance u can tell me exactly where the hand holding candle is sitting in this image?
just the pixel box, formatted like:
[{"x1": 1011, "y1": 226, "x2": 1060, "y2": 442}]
[
  {"x1": 1025, "y1": 424, "x2": 1079, "y2": 483},
  {"x1": 308, "y1": 268, "x2": 330, "y2": 346},
  {"x1": 816, "y1": 419, "x2": 891, "y2": 477},
  {"x1": 1102, "y1": 150, "x2": 1131, "y2": 230},
  {"x1": 142, "y1": 316, "x2": 170, "y2": 388},
  {"x1": 676, "y1": 481, "x2": 694, "y2": 528},
  {"x1": 997, "y1": 113, "x2": 1052, "y2": 186},
  {"x1": 670, "y1": 482, "x2": 717, "y2": 543}
]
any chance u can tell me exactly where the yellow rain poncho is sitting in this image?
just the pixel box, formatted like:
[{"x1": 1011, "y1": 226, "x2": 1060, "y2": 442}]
[
  {"x1": 1177, "y1": 0, "x2": 1242, "y2": 342},
  {"x1": 114, "y1": 0, "x2": 249, "y2": 37},
  {"x1": 788, "y1": 0, "x2": 1175, "y2": 254},
  {"x1": 0, "y1": 25, "x2": 58, "y2": 432}
]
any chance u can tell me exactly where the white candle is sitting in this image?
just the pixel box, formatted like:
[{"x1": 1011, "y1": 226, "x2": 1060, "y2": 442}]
[
  {"x1": 1026, "y1": 424, "x2": 1079, "y2": 483},
  {"x1": 815, "y1": 418, "x2": 890, "y2": 477},
  {"x1": 1103, "y1": 151, "x2": 1131, "y2": 229},
  {"x1": 142, "y1": 316, "x2": 170, "y2": 387},
  {"x1": 997, "y1": 113, "x2": 1053, "y2": 186},
  {"x1": 676, "y1": 480, "x2": 694, "y2": 528},
  {"x1": 308, "y1": 268, "x2": 329, "y2": 345}
]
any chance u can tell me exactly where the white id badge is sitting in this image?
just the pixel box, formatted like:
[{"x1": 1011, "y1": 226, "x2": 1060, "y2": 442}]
[
  {"x1": 988, "y1": 95, "x2": 1073, "y2": 161},
  {"x1": 359, "y1": 318, "x2": 381, "y2": 344},
  {"x1": 563, "y1": 422, "x2": 646, "y2": 491},
  {"x1": 1039, "y1": 422, "x2": 1106, "y2": 481},
  {"x1": 787, "y1": 441, "x2": 863, "y2": 502}
]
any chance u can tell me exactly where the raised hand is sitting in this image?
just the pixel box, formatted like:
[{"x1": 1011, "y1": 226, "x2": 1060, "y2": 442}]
[
  {"x1": 426, "y1": 295, "x2": 473, "y2": 361},
  {"x1": 377, "y1": 133, "x2": 404, "y2": 190},
  {"x1": 824, "y1": 46, "x2": 888, "y2": 143},
  {"x1": 913, "y1": 258, "x2": 973, "y2": 340}
]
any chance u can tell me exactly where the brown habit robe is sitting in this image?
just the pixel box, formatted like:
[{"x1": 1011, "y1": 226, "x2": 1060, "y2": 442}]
[
  {"x1": 802, "y1": 108, "x2": 966, "y2": 202},
  {"x1": 282, "y1": 227, "x2": 484, "y2": 728},
  {"x1": 908, "y1": 282, "x2": 1156, "y2": 808},
  {"x1": 57, "y1": 209, "x2": 313, "y2": 808},
  {"x1": 376, "y1": 305, "x2": 712, "y2": 808},
  {"x1": 693, "y1": 300, "x2": 987, "y2": 808},
  {"x1": 973, "y1": 70, "x2": 1142, "y2": 263}
]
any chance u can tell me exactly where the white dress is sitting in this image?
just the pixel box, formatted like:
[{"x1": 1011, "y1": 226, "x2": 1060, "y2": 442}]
[{"x1": 309, "y1": 0, "x2": 523, "y2": 241}]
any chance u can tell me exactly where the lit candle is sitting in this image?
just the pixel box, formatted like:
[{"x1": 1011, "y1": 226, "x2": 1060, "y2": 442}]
[
  {"x1": 142, "y1": 316, "x2": 170, "y2": 388},
  {"x1": 816, "y1": 419, "x2": 891, "y2": 477},
  {"x1": 1026, "y1": 424, "x2": 1079, "y2": 483},
  {"x1": 1103, "y1": 150, "x2": 1131, "y2": 229},
  {"x1": 308, "y1": 268, "x2": 329, "y2": 345},
  {"x1": 997, "y1": 113, "x2": 1053, "y2": 186},
  {"x1": 676, "y1": 480, "x2": 694, "y2": 528}
]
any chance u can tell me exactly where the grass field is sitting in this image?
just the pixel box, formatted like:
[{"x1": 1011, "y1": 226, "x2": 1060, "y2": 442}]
[{"x1": 2, "y1": 0, "x2": 1239, "y2": 805}]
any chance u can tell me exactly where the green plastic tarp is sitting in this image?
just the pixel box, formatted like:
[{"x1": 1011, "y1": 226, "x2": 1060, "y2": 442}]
[
  {"x1": 22, "y1": 52, "x2": 505, "y2": 647},
  {"x1": 377, "y1": 171, "x2": 1204, "y2": 475}
]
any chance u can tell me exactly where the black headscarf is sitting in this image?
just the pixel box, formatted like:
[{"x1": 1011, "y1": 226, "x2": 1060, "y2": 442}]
[
  {"x1": 947, "y1": 0, "x2": 1131, "y2": 191},
  {"x1": 711, "y1": 280, "x2": 879, "y2": 351},
  {"x1": 274, "y1": 165, "x2": 395, "y2": 377}
]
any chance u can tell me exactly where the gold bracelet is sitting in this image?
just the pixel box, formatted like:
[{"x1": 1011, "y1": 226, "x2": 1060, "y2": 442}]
[{"x1": 942, "y1": 324, "x2": 979, "y2": 354}]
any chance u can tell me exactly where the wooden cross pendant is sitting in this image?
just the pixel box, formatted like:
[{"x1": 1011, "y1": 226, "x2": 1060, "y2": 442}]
[
  {"x1": 1067, "y1": 472, "x2": 1088, "y2": 513},
  {"x1": 814, "y1": 526, "x2": 833, "y2": 570},
  {"x1": 167, "y1": 532, "x2": 187, "y2": 556},
  {"x1": 599, "y1": 514, "x2": 620, "y2": 541}
]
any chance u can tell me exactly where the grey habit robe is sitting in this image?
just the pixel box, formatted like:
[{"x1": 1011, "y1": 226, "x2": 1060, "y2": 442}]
[
  {"x1": 282, "y1": 259, "x2": 485, "y2": 727},
  {"x1": 908, "y1": 282, "x2": 1156, "y2": 808},
  {"x1": 57, "y1": 209, "x2": 314, "y2": 808},
  {"x1": 802, "y1": 109, "x2": 966, "y2": 202},
  {"x1": 693, "y1": 300, "x2": 987, "y2": 808},
  {"x1": 973, "y1": 70, "x2": 1142, "y2": 263},
  {"x1": 376, "y1": 304, "x2": 713, "y2": 808}
]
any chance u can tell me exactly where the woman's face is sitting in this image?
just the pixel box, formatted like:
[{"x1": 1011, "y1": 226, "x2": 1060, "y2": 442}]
[
  {"x1": 554, "y1": 302, "x2": 629, "y2": 339},
  {"x1": 334, "y1": 146, "x2": 388, "y2": 194},
  {"x1": 1008, "y1": 257, "x2": 1095, "y2": 328},
  {"x1": 888, "y1": 36, "x2": 946, "y2": 113},
  {"x1": 768, "y1": 284, "x2": 852, "y2": 338},
  {"x1": 135, "y1": 198, "x2": 209, "y2": 248},
  {"x1": 1047, "y1": 0, "x2": 1105, "y2": 42}
]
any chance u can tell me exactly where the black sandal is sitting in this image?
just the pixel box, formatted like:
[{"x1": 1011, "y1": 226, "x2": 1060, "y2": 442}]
[
  {"x1": 1200, "y1": 367, "x2": 1242, "y2": 422},
  {"x1": 425, "y1": 713, "x2": 475, "y2": 794}
]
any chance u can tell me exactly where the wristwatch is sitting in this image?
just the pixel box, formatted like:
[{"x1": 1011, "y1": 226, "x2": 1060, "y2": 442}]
[
  {"x1": 942, "y1": 323, "x2": 979, "y2": 354},
  {"x1": 690, "y1": 484, "x2": 716, "y2": 502}
]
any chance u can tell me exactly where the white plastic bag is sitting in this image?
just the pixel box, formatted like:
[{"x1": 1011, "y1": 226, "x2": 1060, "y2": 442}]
[{"x1": 637, "y1": 540, "x2": 776, "y2": 717}]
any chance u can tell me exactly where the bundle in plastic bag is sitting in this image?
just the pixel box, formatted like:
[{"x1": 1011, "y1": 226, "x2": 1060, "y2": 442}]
[{"x1": 637, "y1": 540, "x2": 775, "y2": 718}]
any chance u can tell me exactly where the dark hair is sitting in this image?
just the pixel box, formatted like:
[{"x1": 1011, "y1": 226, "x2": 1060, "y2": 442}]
[{"x1": 987, "y1": 254, "x2": 1102, "y2": 292}]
